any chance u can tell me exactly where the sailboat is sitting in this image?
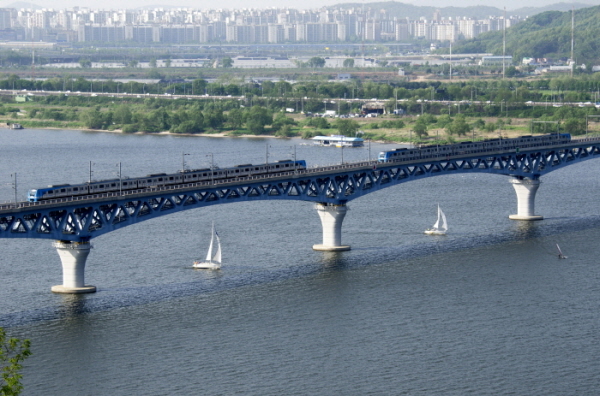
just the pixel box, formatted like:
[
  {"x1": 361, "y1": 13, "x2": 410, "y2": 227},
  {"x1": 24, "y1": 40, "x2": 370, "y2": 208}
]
[
  {"x1": 424, "y1": 204, "x2": 448, "y2": 235},
  {"x1": 556, "y1": 244, "x2": 567, "y2": 259},
  {"x1": 193, "y1": 223, "x2": 222, "y2": 269}
]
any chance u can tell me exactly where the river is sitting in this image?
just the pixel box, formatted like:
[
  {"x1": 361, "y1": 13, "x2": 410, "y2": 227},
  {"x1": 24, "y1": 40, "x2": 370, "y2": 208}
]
[{"x1": 1, "y1": 128, "x2": 599, "y2": 395}]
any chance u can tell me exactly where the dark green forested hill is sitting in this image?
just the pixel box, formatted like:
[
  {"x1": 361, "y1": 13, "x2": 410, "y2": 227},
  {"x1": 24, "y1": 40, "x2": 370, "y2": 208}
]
[
  {"x1": 330, "y1": 1, "x2": 502, "y2": 19},
  {"x1": 330, "y1": 1, "x2": 593, "y2": 20},
  {"x1": 454, "y1": 6, "x2": 600, "y2": 65}
]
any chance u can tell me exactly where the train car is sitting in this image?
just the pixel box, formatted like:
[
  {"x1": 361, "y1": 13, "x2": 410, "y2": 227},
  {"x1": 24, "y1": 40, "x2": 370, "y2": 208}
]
[
  {"x1": 88, "y1": 178, "x2": 138, "y2": 194},
  {"x1": 27, "y1": 159, "x2": 308, "y2": 202},
  {"x1": 27, "y1": 184, "x2": 76, "y2": 202},
  {"x1": 225, "y1": 160, "x2": 306, "y2": 178},
  {"x1": 377, "y1": 134, "x2": 571, "y2": 163},
  {"x1": 180, "y1": 168, "x2": 213, "y2": 184}
]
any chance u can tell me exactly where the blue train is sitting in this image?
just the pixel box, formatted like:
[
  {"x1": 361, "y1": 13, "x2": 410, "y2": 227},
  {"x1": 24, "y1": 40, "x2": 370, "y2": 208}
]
[
  {"x1": 27, "y1": 159, "x2": 307, "y2": 202},
  {"x1": 378, "y1": 133, "x2": 572, "y2": 163}
]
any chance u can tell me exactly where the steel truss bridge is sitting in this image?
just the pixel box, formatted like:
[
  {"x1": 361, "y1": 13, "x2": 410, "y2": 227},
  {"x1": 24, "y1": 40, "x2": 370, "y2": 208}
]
[{"x1": 2, "y1": 136, "x2": 600, "y2": 292}]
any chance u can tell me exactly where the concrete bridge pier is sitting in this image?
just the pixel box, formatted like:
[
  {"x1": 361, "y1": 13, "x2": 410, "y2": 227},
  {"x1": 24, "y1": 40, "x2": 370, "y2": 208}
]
[
  {"x1": 508, "y1": 178, "x2": 544, "y2": 221},
  {"x1": 51, "y1": 240, "x2": 97, "y2": 294},
  {"x1": 313, "y1": 203, "x2": 351, "y2": 252}
]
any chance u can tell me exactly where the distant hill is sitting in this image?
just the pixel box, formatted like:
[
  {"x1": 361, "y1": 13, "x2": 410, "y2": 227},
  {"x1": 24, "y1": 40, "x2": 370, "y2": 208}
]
[
  {"x1": 512, "y1": 2, "x2": 593, "y2": 17},
  {"x1": 453, "y1": 5, "x2": 600, "y2": 65},
  {"x1": 135, "y1": 4, "x2": 183, "y2": 10},
  {"x1": 331, "y1": 1, "x2": 594, "y2": 19},
  {"x1": 331, "y1": 1, "x2": 501, "y2": 19},
  {"x1": 6, "y1": 2, "x2": 41, "y2": 9}
]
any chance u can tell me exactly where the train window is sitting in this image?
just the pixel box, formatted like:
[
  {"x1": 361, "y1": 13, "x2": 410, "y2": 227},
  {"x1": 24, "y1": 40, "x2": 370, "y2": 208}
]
[
  {"x1": 61, "y1": 189, "x2": 66, "y2": 192},
  {"x1": 169, "y1": 177, "x2": 174, "y2": 180},
  {"x1": 73, "y1": 187, "x2": 78, "y2": 191},
  {"x1": 48, "y1": 191, "x2": 53, "y2": 194},
  {"x1": 158, "y1": 178, "x2": 163, "y2": 181},
  {"x1": 111, "y1": 183, "x2": 116, "y2": 187},
  {"x1": 99, "y1": 185, "x2": 104, "y2": 188}
]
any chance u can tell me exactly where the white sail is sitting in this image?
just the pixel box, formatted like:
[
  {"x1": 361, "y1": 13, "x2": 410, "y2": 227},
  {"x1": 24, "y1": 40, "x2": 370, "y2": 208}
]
[
  {"x1": 205, "y1": 223, "x2": 215, "y2": 261},
  {"x1": 213, "y1": 232, "x2": 222, "y2": 264},
  {"x1": 556, "y1": 244, "x2": 566, "y2": 259},
  {"x1": 193, "y1": 222, "x2": 222, "y2": 269},
  {"x1": 432, "y1": 205, "x2": 441, "y2": 230},
  {"x1": 425, "y1": 204, "x2": 447, "y2": 235},
  {"x1": 439, "y1": 206, "x2": 448, "y2": 232}
]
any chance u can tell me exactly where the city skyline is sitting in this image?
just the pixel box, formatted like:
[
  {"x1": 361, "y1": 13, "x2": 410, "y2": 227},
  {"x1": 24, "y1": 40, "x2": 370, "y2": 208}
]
[{"x1": 7, "y1": 0, "x2": 600, "y2": 11}]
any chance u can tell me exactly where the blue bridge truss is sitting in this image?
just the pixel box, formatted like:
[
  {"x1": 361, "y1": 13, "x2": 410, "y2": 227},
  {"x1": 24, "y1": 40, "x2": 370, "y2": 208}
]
[{"x1": 1, "y1": 137, "x2": 600, "y2": 242}]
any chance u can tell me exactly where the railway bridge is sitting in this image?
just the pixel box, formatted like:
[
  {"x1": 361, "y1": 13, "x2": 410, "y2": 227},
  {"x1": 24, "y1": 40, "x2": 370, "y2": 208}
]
[{"x1": 2, "y1": 136, "x2": 600, "y2": 293}]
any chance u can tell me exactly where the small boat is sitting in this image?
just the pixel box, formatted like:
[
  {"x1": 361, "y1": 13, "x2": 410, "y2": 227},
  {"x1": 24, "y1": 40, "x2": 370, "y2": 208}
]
[
  {"x1": 556, "y1": 244, "x2": 567, "y2": 259},
  {"x1": 424, "y1": 204, "x2": 447, "y2": 235},
  {"x1": 10, "y1": 123, "x2": 23, "y2": 130},
  {"x1": 193, "y1": 222, "x2": 221, "y2": 269}
]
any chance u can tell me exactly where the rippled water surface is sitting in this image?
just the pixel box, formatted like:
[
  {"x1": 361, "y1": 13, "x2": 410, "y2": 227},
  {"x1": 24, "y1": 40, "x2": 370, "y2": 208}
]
[{"x1": 1, "y1": 129, "x2": 600, "y2": 395}]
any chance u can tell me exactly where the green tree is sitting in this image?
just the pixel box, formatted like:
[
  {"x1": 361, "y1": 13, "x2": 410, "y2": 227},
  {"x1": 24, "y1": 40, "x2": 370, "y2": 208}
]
[
  {"x1": 113, "y1": 105, "x2": 132, "y2": 125},
  {"x1": 78, "y1": 59, "x2": 91, "y2": 68},
  {"x1": 139, "y1": 108, "x2": 170, "y2": 132},
  {"x1": 334, "y1": 118, "x2": 360, "y2": 136},
  {"x1": 484, "y1": 122, "x2": 497, "y2": 133},
  {"x1": 343, "y1": 58, "x2": 354, "y2": 68},
  {"x1": 149, "y1": 58, "x2": 157, "y2": 68},
  {"x1": 271, "y1": 112, "x2": 296, "y2": 131},
  {"x1": 204, "y1": 108, "x2": 224, "y2": 129},
  {"x1": 563, "y1": 117, "x2": 586, "y2": 135},
  {"x1": 446, "y1": 114, "x2": 472, "y2": 136},
  {"x1": 221, "y1": 57, "x2": 233, "y2": 68},
  {"x1": 1, "y1": 327, "x2": 31, "y2": 396},
  {"x1": 413, "y1": 119, "x2": 428, "y2": 138},
  {"x1": 505, "y1": 66, "x2": 518, "y2": 77},
  {"x1": 305, "y1": 116, "x2": 330, "y2": 129},
  {"x1": 472, "y1": 118, "x2": 486, "y2": 130},
  {"x1": 307, "y1": 57, "x2": 326, "y2": 68},
  {"x1": 275, "y1": 124, "x2": 295, "y2": 137},
  {"x1": 80, "y1": 108, "x2": 105, "y2": 129},
  {"x1": 437, "y1": 114, "x2": 453, "y2": 128},
  {"x1": 227, "y1": 108, "x2": 244, "y2": 129},
  {"x1": 244, "y1": 106, "x2": 272, "y2": 135}
]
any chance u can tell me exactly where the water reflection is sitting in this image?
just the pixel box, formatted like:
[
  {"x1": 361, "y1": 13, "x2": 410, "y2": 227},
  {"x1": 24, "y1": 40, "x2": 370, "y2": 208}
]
[
  {"x1": 318, "y1": 251, "x2": 351, "y2": 270},
  {"x1": 513, "y1": 220, "x2": 541, "y2": 240},
  {"x1": 56, "y1": 294, "x2": 91, "y2": 318}
]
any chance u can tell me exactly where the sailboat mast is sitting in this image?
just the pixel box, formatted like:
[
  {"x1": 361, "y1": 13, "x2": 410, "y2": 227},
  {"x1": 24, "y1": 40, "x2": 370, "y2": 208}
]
[{"x1": 205, "y1": 223, "x2": 215, "y2": 262}]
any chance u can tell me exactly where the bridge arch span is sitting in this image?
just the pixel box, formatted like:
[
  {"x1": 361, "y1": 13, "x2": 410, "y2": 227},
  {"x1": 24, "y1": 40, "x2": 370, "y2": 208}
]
[{"x1": 2, "y1": 137, "x2": 600, "y2": 293}]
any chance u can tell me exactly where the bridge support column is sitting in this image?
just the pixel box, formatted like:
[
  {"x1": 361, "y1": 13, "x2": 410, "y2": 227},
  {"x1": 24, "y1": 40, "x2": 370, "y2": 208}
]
[
  {"x1": 51, "y1": 241, "x2": 96, "y2": 294},
  {"x1": 508, "y1": 178, "x2": 544, "y2": 221},
  {"x1": 313, "y1": 203, "x2": 351, "y2": 252}
]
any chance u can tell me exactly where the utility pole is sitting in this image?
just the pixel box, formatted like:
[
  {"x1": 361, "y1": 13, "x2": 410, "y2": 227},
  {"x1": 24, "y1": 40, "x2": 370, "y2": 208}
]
[
  {"x1": 207, "y1": 153, "x2": 214, "y2": 184},
  {"x1": 503, "y1": 7, "x2": 506, "y2": 80},
  {"x1": 117, "y1": 162, "x2": 122, "y2": 195},
  {"x1": 11, "y1": 173, "x2": 17, "y2": 203},
  {"x1": 182, "y1": 152, "x2": 189, "y2": 173},
  {"x1": 449, "y1": 41, "x2": 452, "y2": 80},
  {"x1": 571, "y1": 5, "x2": 575, "y2": 77}
]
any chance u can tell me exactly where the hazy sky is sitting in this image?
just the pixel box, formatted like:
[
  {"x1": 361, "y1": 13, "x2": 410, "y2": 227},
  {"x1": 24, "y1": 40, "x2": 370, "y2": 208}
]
[{"x1": 10, "y1": 0, "x2": 600, "y2": 10}]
